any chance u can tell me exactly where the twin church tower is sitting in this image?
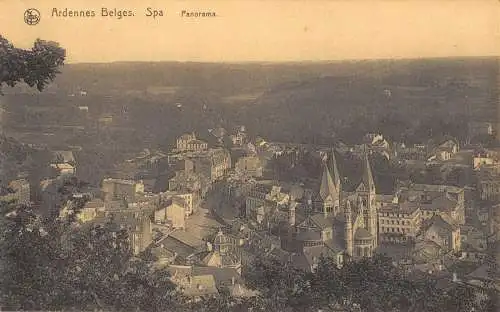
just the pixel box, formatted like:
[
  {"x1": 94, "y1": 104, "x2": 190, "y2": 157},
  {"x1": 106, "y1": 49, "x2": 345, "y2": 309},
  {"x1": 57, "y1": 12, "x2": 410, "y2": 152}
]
[{"x1": 294, "y1": 148, "x2": 379, "y2": 259}]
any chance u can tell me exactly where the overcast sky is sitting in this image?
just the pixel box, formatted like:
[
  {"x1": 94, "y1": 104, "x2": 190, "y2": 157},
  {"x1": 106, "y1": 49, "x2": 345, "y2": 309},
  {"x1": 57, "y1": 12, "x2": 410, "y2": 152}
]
[{"x1": 1, "y1": 0, "x2": 499, "y2": 63}]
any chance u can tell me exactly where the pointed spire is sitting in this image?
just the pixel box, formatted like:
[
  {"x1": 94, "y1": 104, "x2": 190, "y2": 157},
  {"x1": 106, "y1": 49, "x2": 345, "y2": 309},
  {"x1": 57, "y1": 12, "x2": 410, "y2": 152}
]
[
  {"x1": 319, "y1": 160, "x2": 338, "y2": 201},
  {"x1": 359, "y1": 149, "x2": 375, "y2": 193},
  {"x1": 357, "y1": 144, "x2": 375, "y2": 192},
  {"x1": 328, "y1": 147, "x2": 341, "y2": 190}
]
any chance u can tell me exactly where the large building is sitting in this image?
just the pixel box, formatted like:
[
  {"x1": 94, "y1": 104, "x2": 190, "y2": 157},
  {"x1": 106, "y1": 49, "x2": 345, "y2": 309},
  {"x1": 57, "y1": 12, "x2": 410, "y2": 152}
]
[
  {"x1": 229, "y1": 126, "x2": 247, "y2": 146},
  {"x1": 428, "y1": 139, "x2": 459, "y2": 162},
  {"x1": 379, "y1": 200, "x2": 422, "y2": 243},
  {"x1": 51, "y1": 150, "x2": 76, "y2": 175},
  {"x1": 176, "y1": 132, "x2": 208, "y2": 152},
  {"x1": 235, "y1": 156, "x2": 263, "y2": 178},
  {"x1": 168, "y1": 170, "x2": 207, "y2": 203},
  {"x1": 101, "y1": 178, "x2": 145, "y2": 203},
  {"x1": 154, "y1": 196, "x2": 186, "y2": 229},
  {"x1": 478, "y1": 170, "x2": 500, "y2": 202},
  {"x1": 422, "y1": 214, "x2": 461, "y2": 253},
  {"x1": 398, "y1": 183, "x2": 466, "y2": 225},
  {"x1": 245, "y1": 181, "x2": 290, "y2": 224},
  {"x1": 290, "y1": 149, "x2": 379, "y2": 263},
  {"x1": 191, "y1": 149, "x2": 231, "y2": 182}
]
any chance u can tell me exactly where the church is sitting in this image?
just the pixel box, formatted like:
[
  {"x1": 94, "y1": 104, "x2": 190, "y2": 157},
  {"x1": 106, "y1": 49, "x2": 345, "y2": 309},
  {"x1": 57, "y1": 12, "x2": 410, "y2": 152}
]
[{"x1": 289, "y1": 148, "x2": 379, "y2": 264}]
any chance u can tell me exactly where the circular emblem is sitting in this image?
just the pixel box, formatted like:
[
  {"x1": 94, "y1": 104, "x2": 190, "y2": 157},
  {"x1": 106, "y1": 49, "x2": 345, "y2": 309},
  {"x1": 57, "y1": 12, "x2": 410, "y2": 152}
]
[{"x1": 24, "y1": 8, "x2": 41, "y2": 25}]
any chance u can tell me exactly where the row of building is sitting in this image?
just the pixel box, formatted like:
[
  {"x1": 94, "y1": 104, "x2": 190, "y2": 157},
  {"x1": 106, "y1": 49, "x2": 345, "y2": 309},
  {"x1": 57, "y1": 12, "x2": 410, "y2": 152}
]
[{"x1": 223, "y1": 146, "x2": 482, "y2": 272}]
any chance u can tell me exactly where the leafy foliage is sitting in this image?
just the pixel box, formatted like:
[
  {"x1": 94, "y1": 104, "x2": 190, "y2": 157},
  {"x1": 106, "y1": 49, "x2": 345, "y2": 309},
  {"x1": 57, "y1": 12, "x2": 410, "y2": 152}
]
[
  {"x1": 0, "y1": 178, "x2": 180, "y2": 311},
  {"x1": 0, "y1": 36, "x2": 65, "y2": 94},
  {"x1": 242, "y1": 254, "x2": 497, "y2": 312}
]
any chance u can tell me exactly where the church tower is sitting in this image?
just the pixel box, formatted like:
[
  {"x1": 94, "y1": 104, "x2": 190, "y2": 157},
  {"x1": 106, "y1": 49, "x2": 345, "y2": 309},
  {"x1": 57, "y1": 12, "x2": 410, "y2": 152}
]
[
  {"x1": 344, "y1": 199, "x2": 353, "y2": 257},
  {"x1": 355, "y1": 150, "x2": 378, "y2": 247},
  {"x1": 328, "y1": 147, "x2": 341, "y2": 194},
  {"x1": 315, "y1": 160, "x2": 340, "y2": 217}
]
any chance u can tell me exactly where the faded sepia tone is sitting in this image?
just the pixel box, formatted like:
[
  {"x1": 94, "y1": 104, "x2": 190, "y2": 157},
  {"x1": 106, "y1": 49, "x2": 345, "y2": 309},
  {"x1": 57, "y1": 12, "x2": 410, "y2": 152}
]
[
  {"x1": 1, "y1": 0, "x2": 499, "y2": 311},
  {"x1": 0, "y1": 0, "x2": 499, "y2": 62}
]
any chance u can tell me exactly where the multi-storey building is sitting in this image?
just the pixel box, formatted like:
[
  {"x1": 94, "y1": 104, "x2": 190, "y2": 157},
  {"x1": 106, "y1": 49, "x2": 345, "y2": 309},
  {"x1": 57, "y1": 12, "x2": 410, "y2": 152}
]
[
  {"x1": 154, "y1": 196, "x2": 186, "y2": 229},
  {"x1": 472, "y1": 149, "x2": 497, "y2": 170},
  {"x1": 101, "y1": 178, "x2": 145, "y2": 203},
  {"x1": 176, "y1": 132, "x2": 208, "y2": 152},
  {"x1": 428, "y1": 139, "x2": 459, "y2": 162},
  {"x1": 160, "y1": 190, "x2": 196, "y2": 216},
  {"x1": 229, "y1": 126, "x2": 247, "y2": 146},
  {"x1": 235, "y1": 156, "x2": 263, "y2": 178},
  {"x1": 378, "y1": 201, "x2": 422, "y2": 243},
  {"x1": 51, "y1": 150, "x2": 76, "y2": 175},
  {"x1": 245, "y1": 181, "x2": 290, "y2": 222},
  {"x1": 191, "y1": 149, "x2": 231, "y2": 182},
  {"x1": 422, "y1": 214, "x2": 461, "y2": 253},
  {"x1": 399, "y1": 183, "x2": 465, "y2": 225},
  {"x1": 478, "y1": 170, "x2": 500, "y2": 202},
  {"x1": 168, "y1": 170, "x2": 206, "y2": 204}
]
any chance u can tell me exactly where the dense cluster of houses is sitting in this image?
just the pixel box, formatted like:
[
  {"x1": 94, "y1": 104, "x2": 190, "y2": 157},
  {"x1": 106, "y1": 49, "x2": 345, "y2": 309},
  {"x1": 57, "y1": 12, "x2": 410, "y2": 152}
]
[{"x1": 3, "y1": 126, "x2": 500, "y2": 300}]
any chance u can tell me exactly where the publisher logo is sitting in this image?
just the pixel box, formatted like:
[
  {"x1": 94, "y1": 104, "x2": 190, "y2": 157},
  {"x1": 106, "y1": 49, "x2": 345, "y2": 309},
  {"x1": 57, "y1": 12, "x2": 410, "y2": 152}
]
[{"x1": 24, "y1": 8, "x2": 41, "y2": 25}]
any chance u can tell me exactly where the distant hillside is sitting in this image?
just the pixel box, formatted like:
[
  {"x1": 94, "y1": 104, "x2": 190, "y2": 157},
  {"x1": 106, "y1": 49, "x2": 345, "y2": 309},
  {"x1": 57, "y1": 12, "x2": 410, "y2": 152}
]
[
  {"x1": 1, "y1": 57, "x2": 497, "y2": 153},
  {"x1": 235, "y1": 58, "x2": 498, "y2": 144}
]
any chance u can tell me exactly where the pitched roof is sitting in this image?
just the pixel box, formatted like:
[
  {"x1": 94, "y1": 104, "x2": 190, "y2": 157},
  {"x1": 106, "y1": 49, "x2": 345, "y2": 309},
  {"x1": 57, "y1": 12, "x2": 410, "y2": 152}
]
[
  {"x1": 324, "y1": 236, "x2": 345, "y2": 253},
  {"x1": 169, "y1": 230, "x2": 203, "y2": 248},
  {"x1": 183, "y1": 274, "x2": 219, "y2": 297},
  {"x1": 358, "y1": 152, "x2": 375, "y2": 192},
  {"x1": 192, "y1": 266, "x2": 241, "y2": 285},
  {"x1": 427, "y1": 214, "x2": 458, "y2": 235},
  {"x1": 419, "y1": 195, "x2": 458, "y2": 213},
  {"x1": 166, "y1": 264, "x2": 192, "y2": 278},
  {"x1": 318, "y1": 162, "x2": 339, "y2": 201},
  {"x1": 202, "y1": 250, "x2": 241, "y2": 267},
  {"x1": 310, "y1": 213, "x2": 335, "y2": 230},
  {"x1": 328, "y1": 148, "x2": 341, "y2": 189},
  {"x1": 301, "y1": 245, "x2": 342, "y2": 268}
]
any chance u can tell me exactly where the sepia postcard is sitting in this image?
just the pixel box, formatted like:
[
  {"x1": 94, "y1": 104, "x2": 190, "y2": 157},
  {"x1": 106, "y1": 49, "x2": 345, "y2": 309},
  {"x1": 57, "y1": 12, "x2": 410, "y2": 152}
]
[{"x1": 0, "y1": 0, "x2": 499, "y2": 311}]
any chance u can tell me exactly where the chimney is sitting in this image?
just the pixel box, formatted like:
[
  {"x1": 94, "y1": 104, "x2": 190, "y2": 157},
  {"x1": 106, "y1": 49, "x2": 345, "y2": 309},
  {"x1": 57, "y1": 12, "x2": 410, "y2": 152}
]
[
  {"x1": 452, "y1": 272, "x2": 458, "y2": 282},
  {"x1": 231, "y1": 276, "x2": 235, "y2": 285}
]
